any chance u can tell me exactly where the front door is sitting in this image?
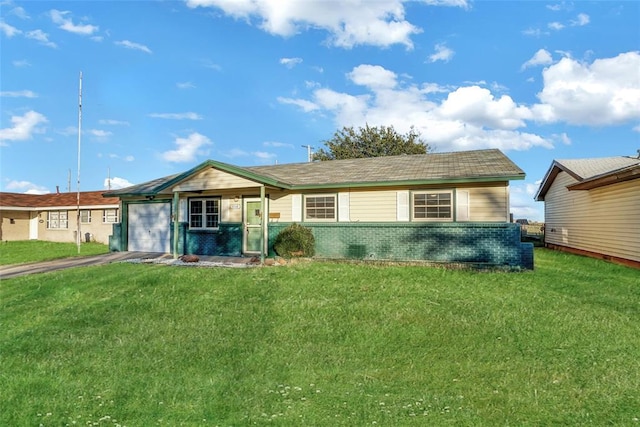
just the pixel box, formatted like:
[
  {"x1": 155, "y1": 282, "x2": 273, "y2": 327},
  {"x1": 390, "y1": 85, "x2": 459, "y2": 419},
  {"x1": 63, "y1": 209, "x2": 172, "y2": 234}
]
[{"x1": 243, "y1": 198, "x2": 265, "y2": 254}]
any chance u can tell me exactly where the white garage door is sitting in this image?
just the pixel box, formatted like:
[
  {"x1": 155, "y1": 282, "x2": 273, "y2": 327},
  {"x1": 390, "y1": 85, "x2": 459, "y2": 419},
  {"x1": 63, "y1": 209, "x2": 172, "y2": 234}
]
[{"x1": 128, "y1": 203, "x2": 171, "y2": 253}]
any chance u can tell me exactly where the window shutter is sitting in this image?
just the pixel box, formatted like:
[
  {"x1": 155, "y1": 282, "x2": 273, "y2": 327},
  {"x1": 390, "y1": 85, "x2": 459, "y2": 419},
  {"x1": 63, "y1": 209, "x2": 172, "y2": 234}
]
[
  {"x1": 456, "y1": 190, "x2": 469, "y2": 221},
  {"x1": 338, "y1": 193, "x2": 350, "y2": 222},
  {"x1": 292, "y1": 194, "x2": 302, "y2": 222},
  {"x1": 397, "y1": 191, "x2": 410, "y2": 221}
]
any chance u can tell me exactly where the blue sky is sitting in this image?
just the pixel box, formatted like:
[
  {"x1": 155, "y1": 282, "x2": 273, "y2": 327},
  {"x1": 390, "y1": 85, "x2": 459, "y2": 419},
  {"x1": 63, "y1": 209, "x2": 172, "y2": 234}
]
[{"x1": 1, "y1": 0, "x2": 638, "y2": 221}]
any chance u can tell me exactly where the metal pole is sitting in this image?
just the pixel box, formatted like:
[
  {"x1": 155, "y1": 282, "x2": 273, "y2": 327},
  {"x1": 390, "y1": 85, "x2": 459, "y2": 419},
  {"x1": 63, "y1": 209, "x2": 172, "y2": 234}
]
[{"x1": 76, "y1": 71, "x2": 83, "y2": 254}]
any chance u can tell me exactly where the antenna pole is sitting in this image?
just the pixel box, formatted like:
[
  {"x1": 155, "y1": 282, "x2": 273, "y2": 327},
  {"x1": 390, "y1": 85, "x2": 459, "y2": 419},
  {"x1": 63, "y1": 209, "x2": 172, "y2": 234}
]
[
  {"x1": 76, "y1": 71, "x2": 83, "y2": 254},
  {"x1": 301, "y1": 144, "x2": 313, "y2": 162}
]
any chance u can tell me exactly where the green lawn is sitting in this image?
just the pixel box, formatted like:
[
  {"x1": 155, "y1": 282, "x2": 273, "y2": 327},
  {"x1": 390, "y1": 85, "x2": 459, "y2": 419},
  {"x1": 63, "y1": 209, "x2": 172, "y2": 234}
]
[
  {"x1": 0, "y1": 240, "x2": 109, "y2": 265},
  {"x1": 1, "y1": 249, "x2": 639, "y2": 426}
]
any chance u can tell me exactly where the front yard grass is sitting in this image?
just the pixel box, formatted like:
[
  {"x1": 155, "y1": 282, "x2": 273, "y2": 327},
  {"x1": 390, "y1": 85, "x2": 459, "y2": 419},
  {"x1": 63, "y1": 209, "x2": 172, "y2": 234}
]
[
  {"x1": 1, "y1": 249, "x2": 638, "y2": 426},
  {"x1": 0, "y1": 240, "x2": 109, "y2": 265}
]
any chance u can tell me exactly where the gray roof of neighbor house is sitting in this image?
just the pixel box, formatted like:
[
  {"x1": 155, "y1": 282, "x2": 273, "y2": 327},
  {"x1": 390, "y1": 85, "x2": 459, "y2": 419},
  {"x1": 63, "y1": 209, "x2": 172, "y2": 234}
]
[
  {"x1": 104, "y1": 149, "x2": 525, "y2": 197},
  {"x1": 535, "y1": 155, "x2": 640, "y2": 201},
  {"x1": 0, "y1": 191, "x2": 120, "y2": 209}
]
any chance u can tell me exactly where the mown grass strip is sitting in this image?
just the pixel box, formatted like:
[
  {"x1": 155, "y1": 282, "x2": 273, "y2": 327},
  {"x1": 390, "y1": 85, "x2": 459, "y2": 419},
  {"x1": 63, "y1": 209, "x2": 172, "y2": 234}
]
[{"x1": 1, "y1": 249, "x2": 639, "y2": 426}]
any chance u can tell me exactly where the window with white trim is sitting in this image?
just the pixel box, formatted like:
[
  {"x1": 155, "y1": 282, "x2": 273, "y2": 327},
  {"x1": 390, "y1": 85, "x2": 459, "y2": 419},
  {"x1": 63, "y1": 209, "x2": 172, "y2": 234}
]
[
  {"x1": 304, "y1": 194, "x2": 336, "y2": 221},
  {"x1": 80, "y1": 210, "x2": 91, "y2": 223},
  {"x1": 413, "y1": 191, "x2": 452, "y2": 220},
  {"x1": 103, "y1": 209, "x2": 119, "y2": 223},
  {"x1": 189, "y1": 198, "x2": 220, "y2": 229},
  {"x1": 47, "y1": 211, "x2": 68, "y2": 229}
]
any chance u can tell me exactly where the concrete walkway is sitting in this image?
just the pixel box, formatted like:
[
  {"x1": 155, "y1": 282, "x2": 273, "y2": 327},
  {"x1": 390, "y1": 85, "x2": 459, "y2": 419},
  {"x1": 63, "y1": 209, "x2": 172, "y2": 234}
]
[{"x1": 0, "y1": 252, "x2": 257, "y2": 280}]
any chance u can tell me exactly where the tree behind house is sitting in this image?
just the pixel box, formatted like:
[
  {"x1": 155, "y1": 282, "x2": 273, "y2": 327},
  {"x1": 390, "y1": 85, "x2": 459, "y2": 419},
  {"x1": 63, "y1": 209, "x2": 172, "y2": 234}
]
[{"x1": 313, "y1": 124, "x2": 430, "y2": 161}]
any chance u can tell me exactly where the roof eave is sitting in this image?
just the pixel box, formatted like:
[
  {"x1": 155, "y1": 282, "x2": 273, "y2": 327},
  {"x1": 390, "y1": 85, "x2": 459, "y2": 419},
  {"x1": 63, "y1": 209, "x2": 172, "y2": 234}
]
[
  {"x1": 567, "y1": 164, "x2": 640, "y2": 191},
  {"x1": 289, "y1": 174, "x2": 525, "y2": 190}
]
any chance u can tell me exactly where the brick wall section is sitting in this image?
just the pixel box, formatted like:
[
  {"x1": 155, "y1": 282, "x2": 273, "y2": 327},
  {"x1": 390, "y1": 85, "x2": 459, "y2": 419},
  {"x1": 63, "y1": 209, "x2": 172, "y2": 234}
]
[
  {"x1": 183, "y1": 222, "x2": 243, "y2": 256},
  {"x1": 269, "y1": 222, "x2": 533, "y2": 269}
]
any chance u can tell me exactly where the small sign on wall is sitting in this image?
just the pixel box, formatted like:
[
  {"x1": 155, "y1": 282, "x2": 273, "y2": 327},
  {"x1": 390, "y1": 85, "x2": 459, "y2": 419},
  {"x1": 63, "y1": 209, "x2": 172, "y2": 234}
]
[{"x1": 230, "y1": 203, "x2": 241, "y2": 209}]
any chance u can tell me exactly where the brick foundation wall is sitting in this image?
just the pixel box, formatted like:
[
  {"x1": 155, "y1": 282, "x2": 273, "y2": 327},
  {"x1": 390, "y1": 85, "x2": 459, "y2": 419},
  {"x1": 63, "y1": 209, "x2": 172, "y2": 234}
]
[
  {"x1": 182, "y1": 222, "x2": 243, "y2": 256},
  {"x1": 269, "y1": 222, "x2": 533, "y2": 269}
]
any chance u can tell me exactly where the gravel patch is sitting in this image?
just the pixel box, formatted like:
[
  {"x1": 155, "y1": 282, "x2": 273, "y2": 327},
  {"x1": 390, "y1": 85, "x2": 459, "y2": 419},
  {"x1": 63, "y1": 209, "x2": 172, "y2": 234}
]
[{"x1": 118, "y1": 258, "x2": 258, "y2": 268}]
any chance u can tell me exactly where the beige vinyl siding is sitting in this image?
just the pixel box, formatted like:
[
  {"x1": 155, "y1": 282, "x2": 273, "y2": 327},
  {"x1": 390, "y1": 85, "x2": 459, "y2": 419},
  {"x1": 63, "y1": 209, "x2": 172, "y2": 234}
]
[
  {"x1": 267, "y1": 183, "x2": 510, "y2": 223},
  {"x1": 268, "y1": 190, "x2": 293, "y2": 222},
  {"x1": 174, "y1": 168, "x2": 258, "y2": 192},
  {"x1": 544, "y1": 172, "x2": 640, "y2": 262},
  {"x1": 466, "y1": 185, "x2": 509, "y2": 222},
  {"x1": 350, "y1": 188, "x2": 398, "y2": 222}
]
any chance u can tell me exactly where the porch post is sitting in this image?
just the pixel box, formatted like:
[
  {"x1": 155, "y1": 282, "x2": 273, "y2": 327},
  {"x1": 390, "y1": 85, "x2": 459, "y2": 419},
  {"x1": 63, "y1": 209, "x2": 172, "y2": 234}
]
[
  {"x1": 172, "y1": 191, "x2": 179, "y2": 259},
  {"x1": 260, "y1": 185, "x2": 265, "y2": 264}
]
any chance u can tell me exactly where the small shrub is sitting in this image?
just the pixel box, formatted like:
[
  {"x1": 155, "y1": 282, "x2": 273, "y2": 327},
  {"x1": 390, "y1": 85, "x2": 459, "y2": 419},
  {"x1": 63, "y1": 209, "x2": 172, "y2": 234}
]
[{"x1": 273, "y1": 223, "x2": 315, "y2": 258}]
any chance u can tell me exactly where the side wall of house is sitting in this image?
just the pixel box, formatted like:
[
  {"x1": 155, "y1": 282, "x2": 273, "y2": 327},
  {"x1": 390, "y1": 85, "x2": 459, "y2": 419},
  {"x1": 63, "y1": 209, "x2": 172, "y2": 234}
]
[
  {"x1": 544, "y1": 172, "x2": 640, "y2": 263},
  {"x1": 0, "y1": 210, "x2": 32, "y2": 241},
  {"x1": 37, "y1": 208, "x2": 118, "y2": 244},
  {"x1": 268, "y1": 182, "x2": 509, "y2": 223}
]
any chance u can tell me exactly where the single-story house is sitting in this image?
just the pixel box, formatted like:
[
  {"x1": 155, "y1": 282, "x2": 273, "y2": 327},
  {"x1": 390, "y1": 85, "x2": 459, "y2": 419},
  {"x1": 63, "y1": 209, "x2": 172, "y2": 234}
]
[
  {"x1": 0, "y1": 191, "x2": 120, "y2": 244},
  {"x1": 535, "y1": 154, "x2": 640, "y2": 268},
  {"x1": 104, "y1": 148, "x2": 533, "y2": 268}
]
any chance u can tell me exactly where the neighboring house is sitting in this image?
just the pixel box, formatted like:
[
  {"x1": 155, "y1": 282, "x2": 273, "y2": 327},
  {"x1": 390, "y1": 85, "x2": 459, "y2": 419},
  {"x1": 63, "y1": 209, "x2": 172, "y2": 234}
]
[
  {"x1": 0, "y1": 191, "x2": 120, "y2": 244},
  {"x1": 104, "y1": 149, "x2": 533, "y2": 269},
  {"x1": 535, "y1": 155, "x2": 640, "y2": 268}
]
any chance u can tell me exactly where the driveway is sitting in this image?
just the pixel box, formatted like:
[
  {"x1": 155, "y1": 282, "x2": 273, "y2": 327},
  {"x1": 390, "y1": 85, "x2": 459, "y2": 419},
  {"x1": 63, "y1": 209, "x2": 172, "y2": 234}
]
[{"x1": 0, "y1": 252, "x2": 174, "y2": 280}]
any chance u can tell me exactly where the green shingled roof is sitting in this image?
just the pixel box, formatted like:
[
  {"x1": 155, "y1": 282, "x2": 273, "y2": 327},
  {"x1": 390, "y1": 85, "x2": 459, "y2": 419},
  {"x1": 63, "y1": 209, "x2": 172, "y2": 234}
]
[{"x1": 104, "y1": 149, "x2": 525, "y2": 197}]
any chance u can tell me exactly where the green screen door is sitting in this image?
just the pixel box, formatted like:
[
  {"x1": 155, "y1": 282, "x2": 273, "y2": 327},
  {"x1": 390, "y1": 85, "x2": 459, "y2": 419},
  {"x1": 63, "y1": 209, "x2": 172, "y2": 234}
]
[{"x1": 244, "y1": 199, "x2": 263, "y2": 254}]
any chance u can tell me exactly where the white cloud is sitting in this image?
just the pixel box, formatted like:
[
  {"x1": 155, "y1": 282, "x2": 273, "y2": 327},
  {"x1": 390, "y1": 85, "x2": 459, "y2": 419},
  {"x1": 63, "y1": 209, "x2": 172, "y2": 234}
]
[
  {"x1": 348, "y1": 64, "x2": 397, "y2": 89},
  {"x1": 439, "y1": 86, "x2": 532, "y2": 130},
  {"x1": 521, "y1": 49, "x2": 553, "y2": 70},
  {"x1": 88, "y1": 129, "x2": 112, "y2": 139},
  {"x1": 532, "y1": 51, "x2": 640, "y2": 125},
  {"x1": 280, "y1": 57, "x2": 303, "y2": 68},
  {"x1": 570, "y1": 13, "x2": 589, "y2": 26},
  {"x1": 277, "y1": 97, "x2": 320, "y2": 112},
  {"x1": 4, "y1": 180, "x2": 50, "y2": 194},
  {"x1": 115, "y1": 39, "x2": 152, "y2": 54},
  {"x1": 9, "y1": 6, "x2": 30, "y2": 19},
  {"x1": 25, "y1": 29, "x2": 57, "y2": 48},
  {"x1": 124, "y1": 155, "x2": 135, "y2": 162},
  {"x1": 148, "y1": 112, "x2": 202, "y2": 120},
  {"x1": 548, "y1": 22, "x2": 564, "y2": 31},
  {"x1": 58, "y1": 126, "x2": 78, "y2": 136},
  {"x1": 0, "y1": 110, "x2": 48, "y2": 144},
  {"x1": 162, "y1": 132, "x2": 212, "y2": 163},
  {"x1": 633, "y1": 124, "x2": 640, "y2": 133},
  {"x1": 12, "y1": 59, "x2": 30, "y2": 67},
  {"x1": 50, "y1": 9, "x2": 99, "y2": 35},
  {"x1": 264, "y1": 141, "x2": 294, "y2": 149},
  {"x1": 201, "y1": 59, "x2": 222, "y2": 71},
  {"x1": 0, "y1": 20, "x2": 22, "y2": 37},
  {"x1": 253, "y1": 151, "x2": 277, "y2": 162},
  {"x1": 0, "y1": 90, "x2": 37, "y2": 98},
  {"x1": 551, "y1": 132, "x2": 571, "y2": 145},
  {"x1": 279, "y1": 64, "x2": 554, "y2": 152},
  {"x1": 522, "y1": 28, "x2": 546, "y2": 38},
  {"x1": 427, "y1": 43, "x2": 454, "y2": 63},
  {"x1": 99, "y1": 119, "x2": 130, "y2": 126},
  {"x1": 177, "y1": 81, "x2": 196, "y2": 89},
  {"x1": 105, "y1": 176, "x2": 134, "y2": 190},
  {"x1": 186, "y1": 0, "x2": 466, "y2": 49}
]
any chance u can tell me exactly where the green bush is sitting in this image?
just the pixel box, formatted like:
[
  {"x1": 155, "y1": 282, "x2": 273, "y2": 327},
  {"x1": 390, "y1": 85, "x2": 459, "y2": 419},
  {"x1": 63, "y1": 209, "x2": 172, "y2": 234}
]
[{"x1": 273, "y1": 223, "x2": 315, "y2": 258}]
